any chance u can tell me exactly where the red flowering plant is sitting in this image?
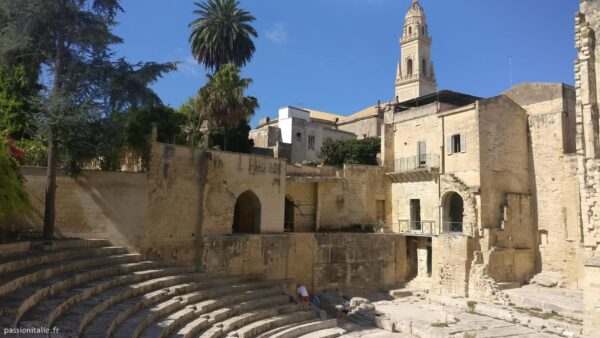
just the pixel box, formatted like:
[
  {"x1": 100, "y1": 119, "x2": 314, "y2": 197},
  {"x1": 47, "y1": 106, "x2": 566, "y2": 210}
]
[{"x1": 4, "y1": 136, "x2": 25, "y2": 165}]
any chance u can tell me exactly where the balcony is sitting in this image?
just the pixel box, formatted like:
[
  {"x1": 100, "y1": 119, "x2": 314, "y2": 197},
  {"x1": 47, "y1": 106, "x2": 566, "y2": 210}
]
[
  {"x1": 398, "y1": 220, "x2": 474, "y2": 237},
  {"x1": 387, "y1": 154, "x2": 440, "y2": 183},
  {"x1": 398, "y1": 220, "x2": 436, "y2": 236}
]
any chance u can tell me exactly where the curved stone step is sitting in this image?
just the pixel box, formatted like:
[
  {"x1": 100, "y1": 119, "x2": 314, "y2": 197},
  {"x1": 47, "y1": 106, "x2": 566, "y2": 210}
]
[
  {"x1": 108, "y1": 275, "x2": 249, "y2": 338},
  {"x1": 199, "y1": 302, "x2": 298, "y2": 338},
  {"x1": 231, "y1": 310, "x2": 316, "y2": 338},
  {"x1": 77, "y1": 273, "x2": 208, "y2": 337},
  {"x1": 140, "y1": 284, "x2": 288, "y2": 338},
  {"x1": 297, "y1": 327, "x2": 346, "y2": 338},
  {"x1": 171, "y1": 305, "x2": 242, "y2": 338},
  {"x1": 46, "y1": 266, "x2": 196, "y2": 330},
  {"x1": 0, "y1": 244, "x2": 123, "y2": 275},
  {"x1": 0, "y1": 247, "x2": 131, "y2": 297},
  {"x1": 13, "y1": 260, "x2": 160, "y2": 326},
  {"x1": 0, "y1": 242, "x2": 33, "y2": 259},
  {"x1": 269, "y1": 319, "x2": 339, "y2": 338}
]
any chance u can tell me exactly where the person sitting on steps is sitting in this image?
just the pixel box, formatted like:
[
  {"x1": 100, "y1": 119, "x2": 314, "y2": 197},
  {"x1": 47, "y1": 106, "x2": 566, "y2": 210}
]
[{"x1": 296, "y1": 283, "x2": 309, "y2": 311}]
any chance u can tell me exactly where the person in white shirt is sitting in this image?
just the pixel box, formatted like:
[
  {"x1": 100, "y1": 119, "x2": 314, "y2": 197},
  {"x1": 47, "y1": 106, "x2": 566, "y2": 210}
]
[{"x1": 296, "y1": 283, "x2": 309, "y2": 311}]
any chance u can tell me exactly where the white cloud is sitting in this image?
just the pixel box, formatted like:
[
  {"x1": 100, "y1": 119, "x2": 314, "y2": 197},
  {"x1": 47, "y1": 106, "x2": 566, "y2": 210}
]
[
  {"x1": 266, "y1": 22, "x2": 288, "y2": 43},
  {"x1": 179, "y1": 55, "x2": 203, "y2": 77}
]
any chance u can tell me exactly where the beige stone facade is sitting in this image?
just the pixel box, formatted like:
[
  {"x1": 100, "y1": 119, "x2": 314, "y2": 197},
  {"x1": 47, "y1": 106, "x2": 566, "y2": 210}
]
[
  {"x1": 576, "y1": 1, "x2": 600, "y2": 335},
  {"x1": 6, "y1": 0, "x2": 600, "y2": 335}
]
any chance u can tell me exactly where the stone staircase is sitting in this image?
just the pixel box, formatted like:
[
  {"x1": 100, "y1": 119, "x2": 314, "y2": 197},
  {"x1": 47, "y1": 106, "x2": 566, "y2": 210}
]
[{"x1": 0, "y1": 239, "x2": 346, "y2": 338}]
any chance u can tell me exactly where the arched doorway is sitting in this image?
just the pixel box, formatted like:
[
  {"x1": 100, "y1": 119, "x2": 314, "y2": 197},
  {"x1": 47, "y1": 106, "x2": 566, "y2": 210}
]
[
  {"x1": 443, "y1": 192, "x2": 464, "y2": 233},
  {"x1": 232, "y1": 190, "x2": 261, "y2": 234},
  {"x1": 284, "y1": 197, "x2": 295, "y2": 232}
]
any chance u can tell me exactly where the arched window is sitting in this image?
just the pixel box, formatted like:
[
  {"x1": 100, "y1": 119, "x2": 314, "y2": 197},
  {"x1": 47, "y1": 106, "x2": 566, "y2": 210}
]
[
  {"x1": 232, "y1": 190, "x2": 261, "y2": 234},
  {"x1": 421, "y1": 26, "x2": 425, "y2": 35},
  {"x1": 407, "y1": 59, "x2": 413, "y2": 76},
  {"x1": 408, "y1": 26, "x2": 412, "y2": 35},
  {"x1": 442, "y1": 192, "x2": 464, "y2": 233},
  {"x1": 422, "y1": 59, "x2": 427, "y2": 76}
]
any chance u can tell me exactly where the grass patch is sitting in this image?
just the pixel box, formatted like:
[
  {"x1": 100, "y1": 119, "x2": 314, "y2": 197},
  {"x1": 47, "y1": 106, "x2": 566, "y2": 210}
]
[
  {"x1": 431, "y1": 322, "x2": 449, "y2": 328},
  {"x1": 467, "y1": 300, "x2": 477, "y2": 313},
  {"x1": 514, "y1": 307, "x2": 559, "y2": 319}
]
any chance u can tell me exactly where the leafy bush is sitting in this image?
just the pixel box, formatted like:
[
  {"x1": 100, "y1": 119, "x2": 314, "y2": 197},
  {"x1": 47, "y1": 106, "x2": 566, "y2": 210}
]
[
  {"x1": 14, "y1": 139, "x2": 47, "y2": 167},
  {"x1": 318, "y1": 137, "x2": 380, "y2": 168},
  {"x1": 0, "y1": 138, "x2": 29, "y2": 222},
  {"x1": 125, "y1": 106, "x2": 186, "y2": 170}
]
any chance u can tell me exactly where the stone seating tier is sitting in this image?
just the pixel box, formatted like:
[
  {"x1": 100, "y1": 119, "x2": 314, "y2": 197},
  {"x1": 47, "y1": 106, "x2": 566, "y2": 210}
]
[{"x1": 0, "y1": 239, "x2": 346, "y2": 338}]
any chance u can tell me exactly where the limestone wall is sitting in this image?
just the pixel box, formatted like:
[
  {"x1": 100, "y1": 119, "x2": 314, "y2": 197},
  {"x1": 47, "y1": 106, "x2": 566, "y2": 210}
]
[
  {"x1": 441, "y1": 105, "x2": 481, "y2": 187},
  {"x1": 477, "y1": 96, "x2": 530, "y2": 229},
  {"x1": 338, "y1": 116, "x2": 382, "y2": 139},
  {"x1": 201, "y1": 233, "x2": 407, "y2": 293},
  {"x1": 317, "y1": 165, "x2": 388, "y2": 230},
  {"x1": 391, "y1": 181, "x2": 439, "y2": 232},
  {"x1": 431, "y1": 235, "x2": 472, "y2": 297},
  {"x1": 505, "y1": 83, "x2": 583, "y2": 288},
  {"x1": 286, "y1": 182, "x2": 318, "y2": 232},
  {"x1": 482, "y1": 193, "x2": 535, "y2": 283},
  {"x1": 7, "y1": 167, "x2": 146, "y2": 250},
  {"x1": 575, "y1": 2, "x2": 600, "y2": 334},
  {"x1": 143, "y1": 143, "x2": 287, "y2": 262}
]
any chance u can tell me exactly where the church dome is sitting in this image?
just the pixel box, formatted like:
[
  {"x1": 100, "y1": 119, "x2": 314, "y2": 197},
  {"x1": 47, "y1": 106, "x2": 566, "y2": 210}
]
[{"x1": 405, "y1": 0, "x2": 425, "y2": 20}]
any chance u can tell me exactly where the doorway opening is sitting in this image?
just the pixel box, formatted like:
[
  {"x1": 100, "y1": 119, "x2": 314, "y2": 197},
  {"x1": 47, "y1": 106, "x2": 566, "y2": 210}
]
[{"x1": 232, "y1": 190, "x2": 261, "y2": 234}]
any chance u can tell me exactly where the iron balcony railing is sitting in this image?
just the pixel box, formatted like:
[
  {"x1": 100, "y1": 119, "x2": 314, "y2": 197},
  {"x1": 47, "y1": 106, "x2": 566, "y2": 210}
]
[
  {"x1": 394, "y1": 154, "x2": 440, "y2": 173},
  {"x1": 398, "y1": 219, "x2": 474, "y2": 237},
  {"x1": 398, "y1": 220, "x2": 436, "y2": 235}
]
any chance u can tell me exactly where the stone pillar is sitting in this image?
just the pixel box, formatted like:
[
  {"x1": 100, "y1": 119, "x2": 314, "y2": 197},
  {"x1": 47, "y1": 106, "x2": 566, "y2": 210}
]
[
  {"x1": 417, "y1": 246, "x2": 429, "y2": 277},
  {"x1": 583, "y1": 262, "x2": 600, "y2": 336}
]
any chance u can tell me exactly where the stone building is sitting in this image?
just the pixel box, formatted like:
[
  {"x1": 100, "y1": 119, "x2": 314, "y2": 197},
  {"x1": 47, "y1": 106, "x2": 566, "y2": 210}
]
[
  {"x1": 395, "y1": 0, "x2": 437, "y2": 102},
  {"x1": 249, "y1": 106, "x2": 356, "y2": 164},
  {"x1": 7, "y1": 0, "x2": 600, "y2": 336},
  {"x1": 575, "y1": 1, "x2": 600, "y2": 334}
]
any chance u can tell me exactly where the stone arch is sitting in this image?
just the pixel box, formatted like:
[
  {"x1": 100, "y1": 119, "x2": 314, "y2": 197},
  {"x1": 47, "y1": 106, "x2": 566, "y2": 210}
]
[
  {"x1": 442, "y1": 191, "x2": 464, "y2": 233},
  {"x1": 440, "y1": 175, "x2": 478, "y2": 236},
  {"x1": 232, "y1": 190, "x2": 261, "y2": 234},
  {"x1": 407, "y1": 58, "x2": 413, "y2": 76}
]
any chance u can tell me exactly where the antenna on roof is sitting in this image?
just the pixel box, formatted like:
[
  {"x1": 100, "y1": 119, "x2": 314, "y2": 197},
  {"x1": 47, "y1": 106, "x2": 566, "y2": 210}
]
[{"x1": 509, "y1": 56, "x2": 513, "y2": 87}]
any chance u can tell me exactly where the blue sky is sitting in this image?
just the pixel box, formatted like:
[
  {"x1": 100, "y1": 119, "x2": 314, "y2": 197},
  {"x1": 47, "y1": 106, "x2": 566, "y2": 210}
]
[{"x1": 113, "y1": 0, "x2": 578, "y2": 127}]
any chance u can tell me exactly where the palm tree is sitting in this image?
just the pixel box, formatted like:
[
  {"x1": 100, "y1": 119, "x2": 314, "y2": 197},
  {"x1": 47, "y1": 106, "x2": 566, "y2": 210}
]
[
  {"x1": 189, "y1": 0, "x2": 258, "y2": 72},
  {"x1": 198, "y1": 64, "x2": 258, "y2": 150}
]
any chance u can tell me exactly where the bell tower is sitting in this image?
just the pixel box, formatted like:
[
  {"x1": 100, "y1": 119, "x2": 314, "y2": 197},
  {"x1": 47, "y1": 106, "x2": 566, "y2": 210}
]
[{"x1": 395, "y1": 0, "x2": 437, "y2": 102}]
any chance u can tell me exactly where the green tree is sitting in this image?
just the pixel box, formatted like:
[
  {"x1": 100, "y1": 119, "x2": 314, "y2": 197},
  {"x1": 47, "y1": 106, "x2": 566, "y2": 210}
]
[
  {"x1": 209, "y1": 119, "x2": 254, "y2": 153},
  {"x1": 125, "y1": 106, "x2": 186, "y2": 170},
  {"x1": 197, "y1": 64, "x2": 258, "y2": 151},
  {"x1": 318, "y1": 138, "x2": 381, "y2": 167},
  {"x1": 0, "y1": 138, "x2": 29, "y2": 224},
  {"x1": 178, "y1": 96, "x2": 205, "y2": 147},
  {"x1": 189, "y1": 0, "x2": 258, "y2": 72},
  {"x1": 0, "y1": 0, "x2": 176, "y2": 239},
  {"x1": 0, "y1": 64, "x2": 40, "y2": 139}
]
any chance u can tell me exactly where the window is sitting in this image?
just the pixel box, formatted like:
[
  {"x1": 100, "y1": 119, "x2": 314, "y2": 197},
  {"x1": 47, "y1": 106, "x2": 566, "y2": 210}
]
[
  {"x1": 417, "y1": 140, "x2": 426, "y2": 167},
  {"x1": 308, "y1": 135, "x2": 315, "y2": 150},
  {"x1": 408, "y1": 26, "x2": 412, "y2": 35},
  {"x1": 296, "y1": 132, "x2": 302, "y2": 141},
  {"x1": 422, "y1": 59, "x2": 427, "y2": 76},
  {"x1": 407, "y1": 59, "x2": 413, "y2": 76},
  {"x1": 448, "y1": 133, "x2": 466, "y2": 155},
  {"x1": 421, "y1": 26, "x2": 425, "y2": 35}
]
